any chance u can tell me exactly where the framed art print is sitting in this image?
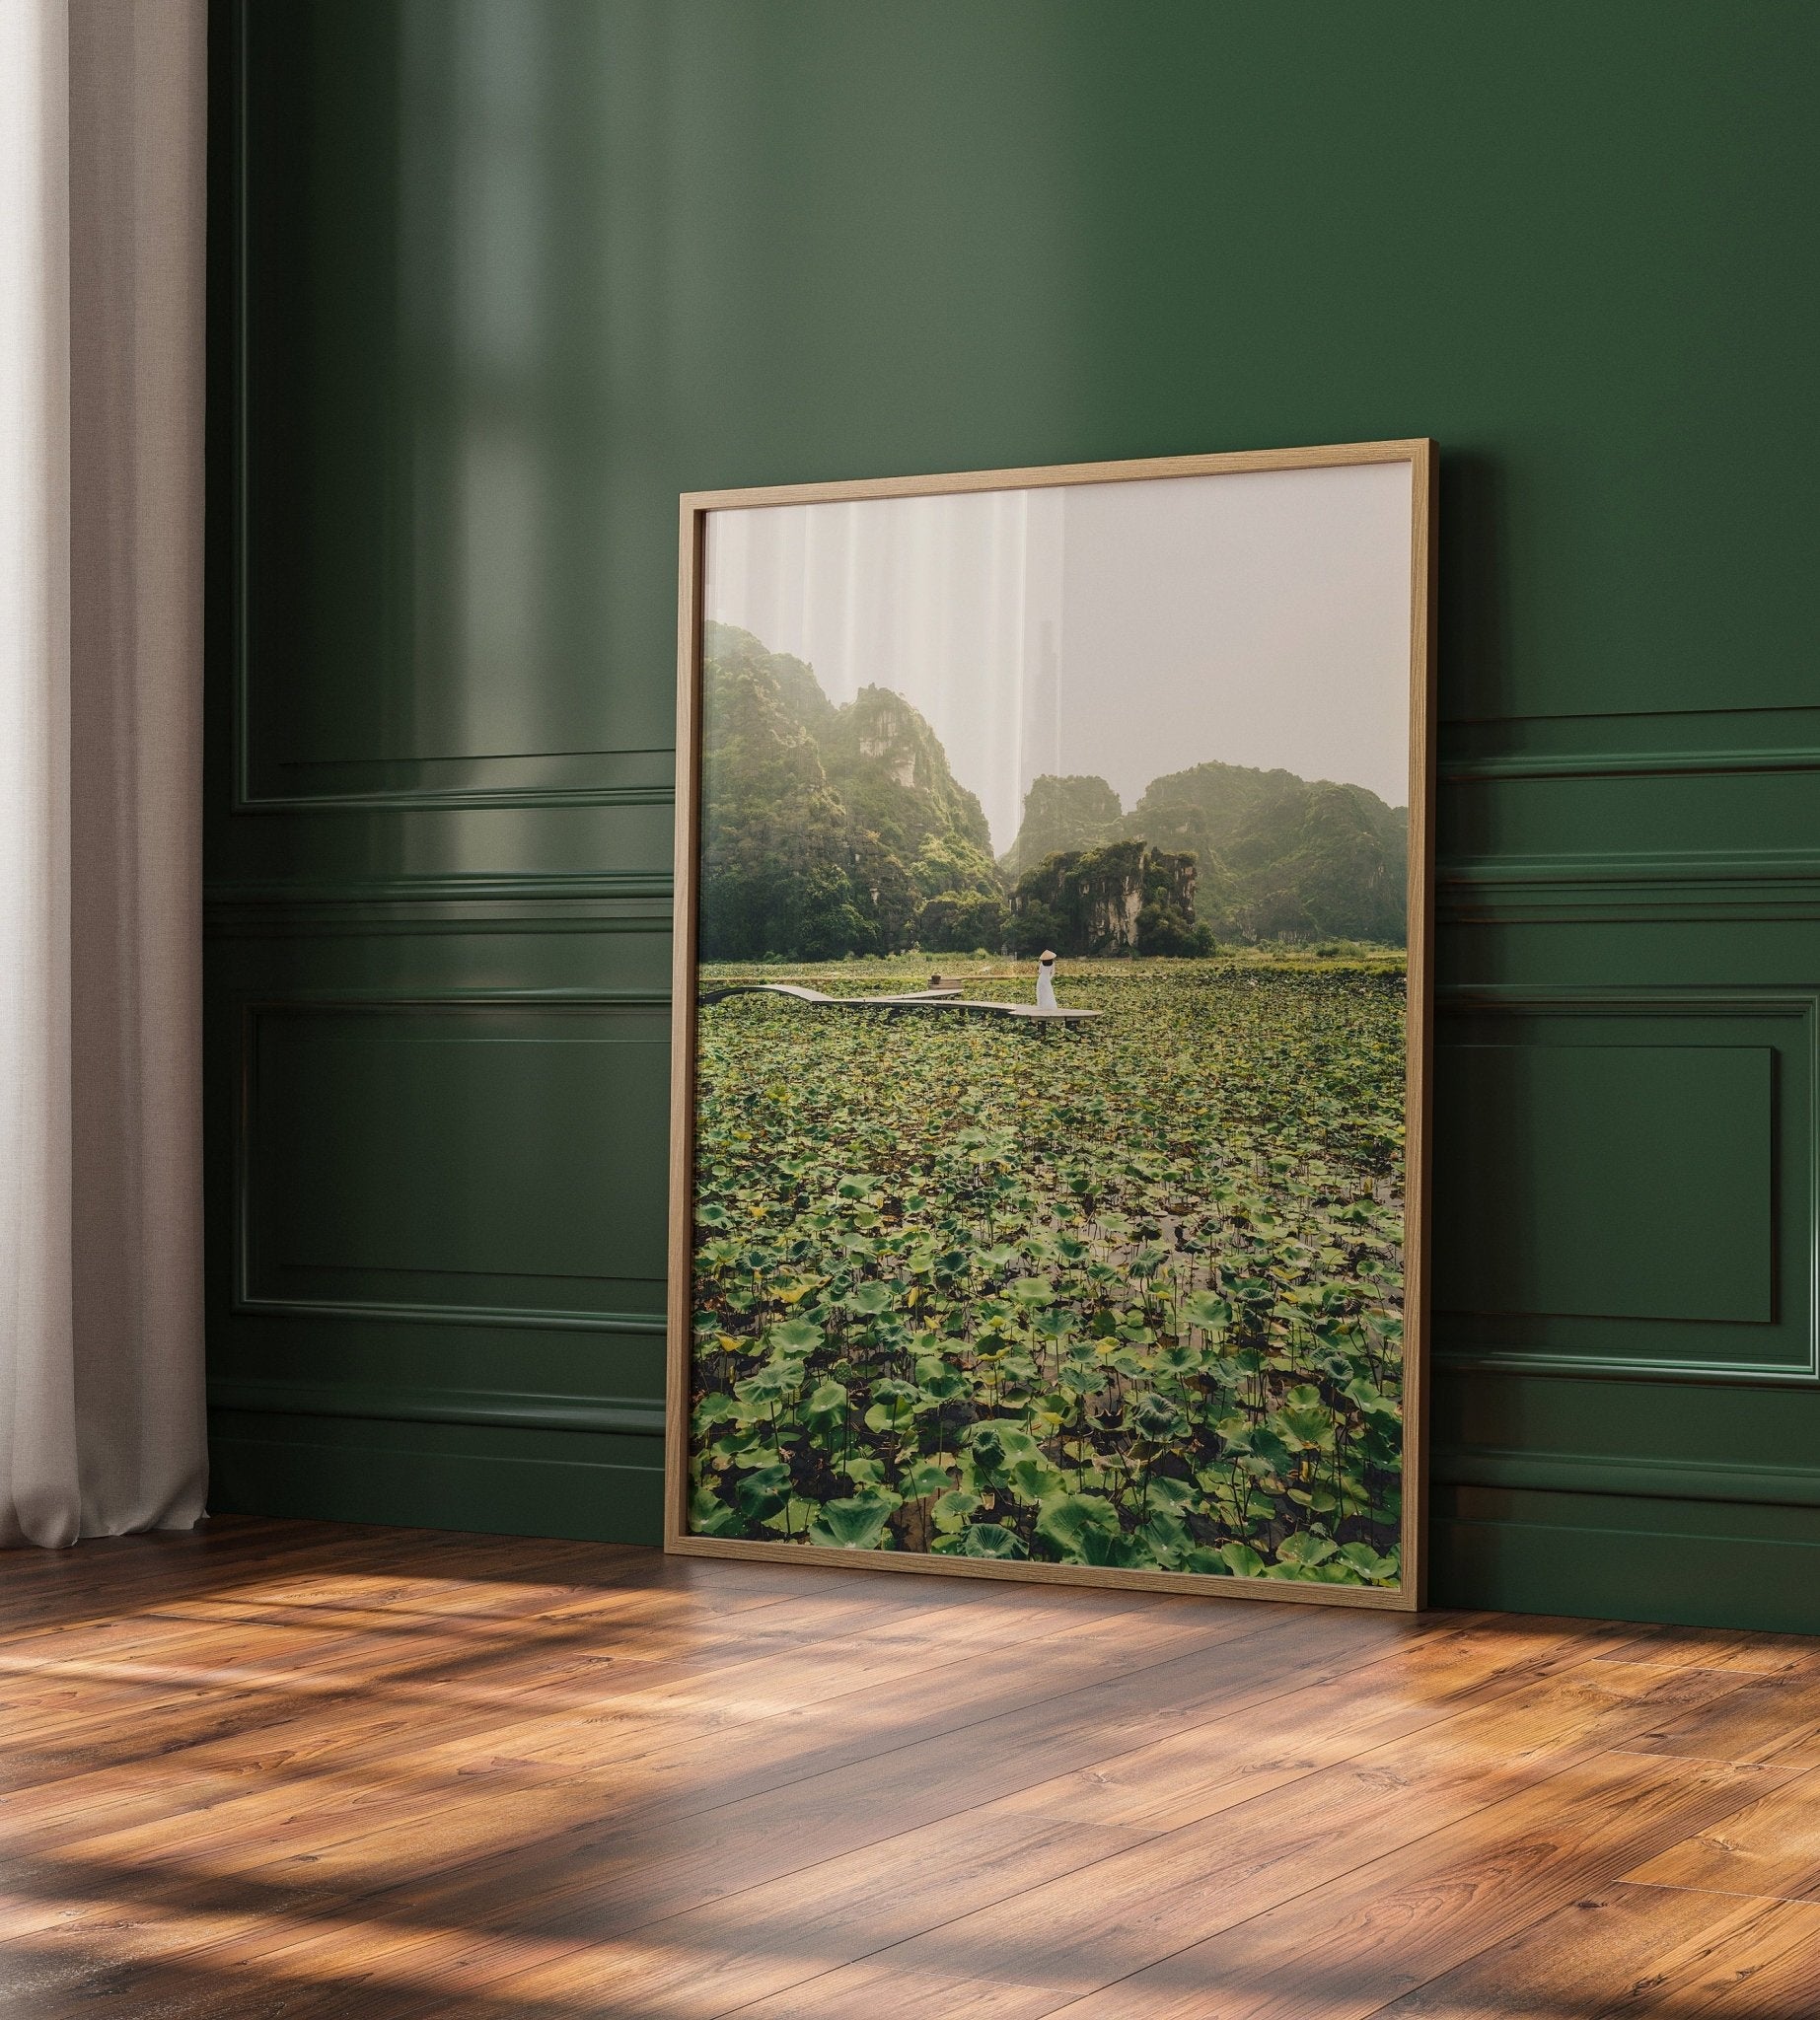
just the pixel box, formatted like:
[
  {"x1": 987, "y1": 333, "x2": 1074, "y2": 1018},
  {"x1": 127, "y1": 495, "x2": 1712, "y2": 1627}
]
[{"x1": 667, "y1": 442, "x2": 1435, "y2": 1608}]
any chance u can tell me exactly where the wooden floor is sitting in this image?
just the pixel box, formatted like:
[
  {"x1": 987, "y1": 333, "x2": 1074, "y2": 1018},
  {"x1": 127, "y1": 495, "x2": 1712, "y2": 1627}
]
[{"x1": 5, "y1": 1521, "x2": 1820, "y2": 2019}]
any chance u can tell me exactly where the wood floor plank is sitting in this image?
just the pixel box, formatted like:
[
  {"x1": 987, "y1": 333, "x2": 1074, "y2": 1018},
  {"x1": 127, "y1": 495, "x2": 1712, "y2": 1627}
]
[
  {"x1": 1373, "y1": 1882, "x2": 1820, "y2": 2019},
  {"x1": 1593, "y1": 1624, "x2": 1820, "y2": 1677},
  {"x1": 0, "y1": 1521, "x2": 597, "y2": 1646},
  {"x1": 990, "y1": 1617, "x2": 1660, "y2": 1834},
  {"x1": 1, "y1": 1610, "x2": 1312, "y2": 1974},
  {"x1": 391, "y1": 1628, "x2": 1679, "y2": 2020},
  {"x1": 1038, "y1": 1758, "x2": 1786, "y2": 2017},
  {"x1": 400, "y1": 1808, "x2": 1160, "y2": 2020},
  {"x1": 1627, "y1": 1663, "x2": 1820, "y2": 1768},
  {"x1": 1618, "y1": 1902, "x2": 1820, "y2": 2019},
  {"x1": 1622, "y1": 1761, "x2": 1820, "y2": 1900},
  {"x1": 0, "y1": 1618, "x2": 1469, "y2": 2019},
  {"x1": 0, "y1": 1557, "x2": 1045, "y2": 1805},
  {"x1": 4, "y1": 1578, "x2": 1267, "y2": 1885},
  {"x1": 0, "y1": 1537, "x2": 690, "y2": 1768},
  {"x1": 373, "y1": 1614, "x2": 1436, "y2": 1938},
  {"x1": 5, "y1": 1520, "x2": 1820, "y2": 2020},
  {"x1": 725, "y1": 1959, "x2": 1068, "y2": 2020},
  {"x1": 721, "y1": 1665, "x2": 1757, "y2": 2008},
  {"x1": 0, "y1": 1582, "x2": 1314, "y2": 1987},
  {"x1": 0, "y1": 1582, "x2": 1189, "y2": 1851}
]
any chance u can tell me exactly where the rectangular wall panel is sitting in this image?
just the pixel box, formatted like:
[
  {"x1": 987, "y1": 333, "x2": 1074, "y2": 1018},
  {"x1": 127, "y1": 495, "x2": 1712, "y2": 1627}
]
[
  {"x1": 1432, "y1": 992, "x2": 1815, "y2": 1383},
  {"x1": 1434, "y1": 1043, "x2": 1772, "y2": 1323},
  {"x1": 240, "y1": 1000, "x2": 669, "y2": 1326}
]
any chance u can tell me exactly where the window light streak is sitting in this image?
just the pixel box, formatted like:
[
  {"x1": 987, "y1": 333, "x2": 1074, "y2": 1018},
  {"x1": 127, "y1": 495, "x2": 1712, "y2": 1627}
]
[
  {"x1": 9, "y1": 1548, "x2": 1693, "y2": 2019},
  {"x1": 0, "y1": 1895, "x2": 592, "y2": 2002}
]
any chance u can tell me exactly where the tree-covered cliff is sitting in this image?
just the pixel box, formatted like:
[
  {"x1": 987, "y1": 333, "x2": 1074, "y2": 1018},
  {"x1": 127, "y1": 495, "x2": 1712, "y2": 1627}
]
[
  {"x1": 1000, "y1": 760, "x2": 1406, "y2": 944},
  {"x1": 998, "y1": 773, "x2": 1123, "y2": 880},
  {"x1": 1009, "y1": 840, "x2": 1212, "y2": 957},
  {"x1": 699, "y1": 625, "x2": 1406, "y2": 957},
  {"x1": 1128, "y1": 760, "x2": 1408, "y2": 943},
  {"x1": 698, "y1": 624, "x2": 1005, "y2": 958}
]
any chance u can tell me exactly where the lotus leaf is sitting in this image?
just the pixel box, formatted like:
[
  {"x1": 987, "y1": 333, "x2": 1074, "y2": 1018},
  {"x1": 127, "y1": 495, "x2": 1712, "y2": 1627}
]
[
  {"x1": 808, "y1": 1496, "x2": 897, "y2": 1549},
  {"x1": 688, "y1": 955, "x2": 1405, "y2": 1583},
  {"x1": 1036, "y1": 1491, "x2": 1123, "y2": 1556},
  {"x1": 940, "y1": 1523, "x2": 1028, "y2": 1559}
]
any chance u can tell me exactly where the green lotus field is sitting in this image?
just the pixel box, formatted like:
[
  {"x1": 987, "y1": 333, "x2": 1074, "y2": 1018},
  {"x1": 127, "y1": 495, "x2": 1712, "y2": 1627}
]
[{"x1": 688, "y1": 952, "x2": 1406, "y2": 1587}]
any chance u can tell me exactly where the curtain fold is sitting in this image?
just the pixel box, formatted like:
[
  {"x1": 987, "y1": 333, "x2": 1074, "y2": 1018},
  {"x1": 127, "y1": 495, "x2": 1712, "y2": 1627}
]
[{"x1": 0, "y1": 0, "x2": 207, "y2": 1549}]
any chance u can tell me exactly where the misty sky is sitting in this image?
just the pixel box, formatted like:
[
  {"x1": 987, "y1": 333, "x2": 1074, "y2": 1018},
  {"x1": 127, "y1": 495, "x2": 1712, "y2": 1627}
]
[{"x1": 703, "y1": 461, "x2": 1414, "y2": 858}]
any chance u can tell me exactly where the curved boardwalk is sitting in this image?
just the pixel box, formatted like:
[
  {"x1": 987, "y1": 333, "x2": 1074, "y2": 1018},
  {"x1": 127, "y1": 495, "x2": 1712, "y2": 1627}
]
[{"x1": 699, "y1": 981, "x2": 1101, "y2": 1024}]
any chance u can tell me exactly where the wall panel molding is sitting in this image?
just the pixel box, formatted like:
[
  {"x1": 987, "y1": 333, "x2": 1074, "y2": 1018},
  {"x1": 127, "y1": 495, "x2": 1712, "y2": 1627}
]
[
  {"x1": 1431, "y1": 1445, "x2": 1820, "y2": 1510},
  {"x1": 1439, "y1": 853, "x2": 1820, "y2": 923},
  {"x1": 1432, "y1": 986, "x2": 1819, "y2": 1385},
  {"x1": 1439, "y1": 710, "x2": 1820, "y2": 921},
  {"x1": 233, "y1": 751, "x2": 678, "y2": 816},
  {"x1": 208, "y1": 1377, "x2": 664, "y2": 1437},
  {"x1": 234, "y1": 992, "x2": 671, "y2": 1335},
  {"x1": 1439, "y1": 704, "x2": 1820, "y2": 784},
  {"x1": 205, "y1": 874, "x2": 676, "y2": 935},
  {"x1": 206, "y1": 1417, "x2": 665, "y2": 1547},
  {"x1": 229, "y1": 1295, "x2": 668, "y2": 1334},
  {"x1": 208, "y1": 875, "x2": 674, "y2": 903},
  {"x1": 1430, "y1": 1497, "x2": 1820, "y2": 1635}
]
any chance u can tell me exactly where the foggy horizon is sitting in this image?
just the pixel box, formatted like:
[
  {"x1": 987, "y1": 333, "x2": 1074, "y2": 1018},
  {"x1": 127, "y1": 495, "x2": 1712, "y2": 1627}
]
[{"x1": 704, "y1": 462, "x2": 1414, "y2": 856}]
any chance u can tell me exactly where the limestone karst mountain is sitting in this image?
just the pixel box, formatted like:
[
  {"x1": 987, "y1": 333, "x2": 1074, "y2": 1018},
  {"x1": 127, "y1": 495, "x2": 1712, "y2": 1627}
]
[
  {"x1": 1002, "y1": 762, "x2": 1408, "y2": 945},
  {"x1": 698, "y1": 623, "x2": 1004, "y2": 959},
  {"x1": 699, "y1": 624, "x2": 1407, "y2": 958},
  {"x1": 997, "y1": 773, "x2": 1124, "y2": 881},
  {"x1": 1008, "y1": 839, "x2": 1208, "y2": 958},
  {"x1": 1127, "y1": 759, "x2": 1408, "y2": 943}
]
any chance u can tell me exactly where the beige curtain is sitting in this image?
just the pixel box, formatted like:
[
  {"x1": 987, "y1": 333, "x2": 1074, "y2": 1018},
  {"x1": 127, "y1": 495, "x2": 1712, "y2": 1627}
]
[{"x1": 0, "y1": 0, "x2": 206, "y2": 1548}]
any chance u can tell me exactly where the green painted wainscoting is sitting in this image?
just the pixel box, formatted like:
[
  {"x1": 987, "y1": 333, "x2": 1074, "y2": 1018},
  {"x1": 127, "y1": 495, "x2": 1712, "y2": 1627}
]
[{"x1": 205, "y1": 1, "x2": 1820, "y2": 1629}]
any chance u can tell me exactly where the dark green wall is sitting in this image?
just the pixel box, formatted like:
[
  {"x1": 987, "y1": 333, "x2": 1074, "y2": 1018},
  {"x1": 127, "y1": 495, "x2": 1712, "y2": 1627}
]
[{"x1": 206, "y1": 0, "x2": 1820, "y2": 1629}]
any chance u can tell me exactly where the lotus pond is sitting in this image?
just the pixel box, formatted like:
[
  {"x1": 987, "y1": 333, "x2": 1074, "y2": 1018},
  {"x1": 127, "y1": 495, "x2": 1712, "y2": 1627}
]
[{"x1": 689, "y1": 953, "x2": 1406, "y2": 1586}]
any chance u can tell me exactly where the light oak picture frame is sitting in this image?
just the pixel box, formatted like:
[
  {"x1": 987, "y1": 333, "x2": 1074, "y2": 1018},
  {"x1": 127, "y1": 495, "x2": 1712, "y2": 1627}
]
[{"x1": 668, "y1": 441, "x2": 1436, "y2": 1609}]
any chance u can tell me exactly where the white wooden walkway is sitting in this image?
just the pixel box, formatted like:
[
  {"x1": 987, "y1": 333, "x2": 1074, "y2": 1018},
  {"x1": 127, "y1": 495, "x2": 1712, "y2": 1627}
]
[{"x1": 696, "y1": 981, "x2": 1101, "y2": 1023}]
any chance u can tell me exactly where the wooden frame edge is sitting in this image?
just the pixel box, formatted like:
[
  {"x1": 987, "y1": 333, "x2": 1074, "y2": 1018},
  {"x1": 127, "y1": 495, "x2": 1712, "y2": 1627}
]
[
  {"x1": 667, "y1": 1530, "x2": 1412, "y2": 1607},
  {"x1": 1403, "y1": 438, "x2": 1438, "y2": 1613},
  {"x1": 677, "y1": 437, "x2": 1429, "y2": 516},
  {"x1": 665, "y1": 441, "x2": 1436, "y2": 1617},
  {"x1": 665, "y1": 497, "x2": 705, "y2": 1552}
]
